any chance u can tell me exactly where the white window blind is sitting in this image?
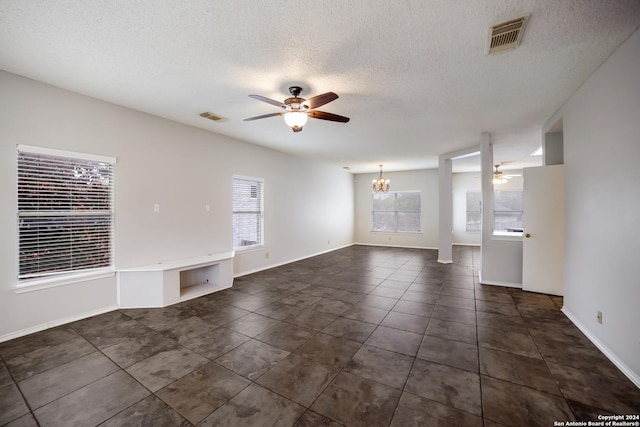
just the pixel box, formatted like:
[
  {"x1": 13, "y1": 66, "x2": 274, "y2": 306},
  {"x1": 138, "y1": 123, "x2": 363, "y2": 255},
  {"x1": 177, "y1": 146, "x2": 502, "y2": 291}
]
[
  {"x1": 372, "y1": 191, "x2": 421, "y2": 233},
  {"x1": 17, "y1": 146, "x2": 115, "y2": 280},
  {"x1": 466, "y1": 191, "x2": 482, "y2": 232},
  {"x1": 232, "y1": 176, "x2": 264, "y2": 250}
]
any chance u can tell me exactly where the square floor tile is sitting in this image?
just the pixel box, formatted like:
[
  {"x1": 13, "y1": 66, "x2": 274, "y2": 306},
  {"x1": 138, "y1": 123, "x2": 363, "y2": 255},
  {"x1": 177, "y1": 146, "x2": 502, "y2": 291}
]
[
  {"x1": 417, "y1": 335, "x2": 479, "y2": 372},
  {"x1": 390, "y1": 391, "x2": 483, "y2": 427},
  {"x1": 342, "y1": 304, "x2": 388, "y2": 324},
  {"x1": 7, "y1": 336, "x2": 96, "y2": 381},
  {"x1": 285, "y1": 309, "x2": 339, "y2": 331},
  {"x1": 101, "y1": 395, "x2": 190, "y2": 427},
  {"x1": 0, "y1": 383, "x2": 29, "y2": 426},
  {"x1": 19, "y1": 352, "x2": 119, "y2": 409},
  {"x1": 406, "y1": 359, "x2": 481, "y2": 416},
  {"x1": 311, "y1": 298, "x2": 353, "y2": 315},
  {"x1": 294, "y1": 333, "x2": 361, "y2": 369},
  {"x1": 156, "y1": 362, "x2": 250, "y2": 424},
  {"x1": 181, "y1": 326, "x2": 250, "y2": 360},
  {"x1": 426, "y1": 318, "x2": 477, "y2": 344},
  {"x1": 344, "y1": 344, "x2": 413, "y2": 389},
  {"x1": 255, "y1": 322, "x2": 316, "y2": 352},
  {"x1": 158, "y1": 316, "x2": 218, "y2": 344},
  {"x1": 33, "y1": 371, "x2": 150, "y2": 427},
  {"x1": 257, "y1": 353, "x2": 338, "y2": 406},
  {"x1": 101, "y1": 330, "x2": 178, "y2": 368},
  {"x1": 365, "y1": 326, "x2": 422, "y2": 356},
  {"x1": 126, "y1": 347, "x2": 209, "y2": 392},
  {"x1": 392, "y1": 300, "x2": 435, "y2": 318},
  {"x1": 547, "y1": 362, "x2": 640, "y2": 414},
  {"x1": 431, "y1": 305, "x2": 476, "y2": 325},
  {"x1": 254, "y1": 301, "x2": 304, "y2": 320},
  {"x1": 200, "y1": 384, "x2": 305, "y2": 427},
  {"x1": 479, "y1": 347, "x2": 561, "y2": 395},
  {"x1": 481, "y1": 376, "x2": 574, "y2": 427},
  {"x1": 322, "y1": 317, "x2": 376, "y2": 343},
  {"x1": 215, "y1": 339, "x2": 289, "y2": 380},
  {"x1": 478, "y1": 327, "x2": 541, "y2": 359},
  {"x1": 380, "y1": 311, "x2": 430, "y2": 334},
  {"x1": 311, "y1": 371, "x2": 401, "y2": 427},
  {"x1": 294, "y1": 410, "x2": 342, "y2": 427},
  {"x1": 226, "y1": 313, "x2": 282, "y2": 338}
]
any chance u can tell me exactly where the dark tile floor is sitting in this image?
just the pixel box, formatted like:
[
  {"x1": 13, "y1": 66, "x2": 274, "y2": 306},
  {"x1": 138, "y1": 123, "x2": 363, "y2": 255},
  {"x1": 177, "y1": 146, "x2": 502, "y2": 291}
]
[{"x1": 1, "y1": 245, "x2": 638, "y2": 426}]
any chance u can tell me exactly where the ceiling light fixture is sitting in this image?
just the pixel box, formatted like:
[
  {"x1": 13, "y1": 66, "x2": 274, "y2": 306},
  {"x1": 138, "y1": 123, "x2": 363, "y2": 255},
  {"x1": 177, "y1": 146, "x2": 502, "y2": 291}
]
[
  {"x1": 372, "y1": 165, "x2": 391, "y2": 192},
  {"x1": 492, "y1": 164, "x2": 508, "y2": 185},
  {"x1": 283, "y1": 111, "x2": 308, "y2": 131}
]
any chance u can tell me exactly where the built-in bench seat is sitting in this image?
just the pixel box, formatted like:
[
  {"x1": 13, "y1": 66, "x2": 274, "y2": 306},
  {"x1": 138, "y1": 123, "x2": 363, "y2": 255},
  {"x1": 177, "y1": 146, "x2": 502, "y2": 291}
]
[{"x1": 117, "y1": 251, "x2": 234, "y2": 308}]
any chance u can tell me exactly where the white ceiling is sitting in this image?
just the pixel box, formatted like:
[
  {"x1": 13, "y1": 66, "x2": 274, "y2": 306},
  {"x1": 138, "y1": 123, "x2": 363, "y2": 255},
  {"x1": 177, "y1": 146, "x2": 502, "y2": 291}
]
[{"x1": 1, "y1": 1, "x2": 639, "y2": 173}]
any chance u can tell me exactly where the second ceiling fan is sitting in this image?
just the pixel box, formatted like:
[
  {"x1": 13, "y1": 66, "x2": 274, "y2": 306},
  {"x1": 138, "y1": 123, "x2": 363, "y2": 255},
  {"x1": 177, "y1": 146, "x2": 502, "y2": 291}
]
[{"x1": 244, "y1": 86, "x2": 350, "y2": 132}]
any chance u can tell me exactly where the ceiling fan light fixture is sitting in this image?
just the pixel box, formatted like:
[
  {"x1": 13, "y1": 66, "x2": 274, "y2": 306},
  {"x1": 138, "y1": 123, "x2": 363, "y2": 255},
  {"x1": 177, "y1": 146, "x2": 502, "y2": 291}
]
[
  {"x1": 284, "y1": 111, "x2": 308, "y2": 128},
  {"x1": 372, "y1": 165, "x2": 391, "y2": 192},
  {"x1": 492, "y1": 164, "x2": 508, "y2": 185}
]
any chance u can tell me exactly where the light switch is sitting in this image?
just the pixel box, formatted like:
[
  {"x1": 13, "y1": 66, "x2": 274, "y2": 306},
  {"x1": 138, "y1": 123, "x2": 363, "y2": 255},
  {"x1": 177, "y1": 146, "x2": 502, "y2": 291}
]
[
  {"x1": 153, "y1": 203, "x2": 160, "y2": 213},
  {"x1": 205, "y1": 204, "x2": 210, "y2": 212}
]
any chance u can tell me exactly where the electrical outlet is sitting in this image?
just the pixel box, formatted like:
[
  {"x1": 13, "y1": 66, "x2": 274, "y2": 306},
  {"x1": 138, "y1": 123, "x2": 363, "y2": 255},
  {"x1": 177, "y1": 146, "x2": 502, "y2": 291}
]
[
  {"x1": 153, "y1": 203, "x2": 160, "y2": 213},
  {"x1": 265, "y1": 252, "x2": 270, "y2": 259},
  {"x1": 205, "y1": 204, "x2": 210, "y2": 212},
  {"x1": 327, "y1": 240, "x2": 330, "y2": 245},
  {"x1": 597, "y1": 310, "x2": 603, "y2": 324},
  {"x1": 388, "y1": 236, "x2": 392, "y2": 241}
]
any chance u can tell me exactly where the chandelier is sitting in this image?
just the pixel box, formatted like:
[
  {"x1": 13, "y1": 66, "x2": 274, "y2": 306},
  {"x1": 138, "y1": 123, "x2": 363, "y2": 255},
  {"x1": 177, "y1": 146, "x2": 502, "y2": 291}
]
[
  {"x1": 492, "y1": 164, "x2": 508, "y2": 185},
  {"x1": 372, "y1": 165, "x2": 391, "y2": 192}
]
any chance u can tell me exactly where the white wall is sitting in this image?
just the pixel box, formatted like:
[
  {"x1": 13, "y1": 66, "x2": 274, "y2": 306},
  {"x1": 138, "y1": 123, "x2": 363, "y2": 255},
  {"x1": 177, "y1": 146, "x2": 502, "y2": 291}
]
[
  {"x1": 452, "y1": 172, "x2": 481, "y2": 245},
  {"x1": 0, "y1": 71, "x2": 354, "y2": 340},
  {"x1": 354, "y1": 169, "x2": 438, "y2": 248},
  {"x1": 546, "y1": 29, "x2": 640, "y2": 383}
]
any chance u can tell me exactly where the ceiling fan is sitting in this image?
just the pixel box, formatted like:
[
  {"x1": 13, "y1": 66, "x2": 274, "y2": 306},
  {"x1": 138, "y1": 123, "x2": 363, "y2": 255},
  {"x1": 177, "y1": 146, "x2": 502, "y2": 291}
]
[
  {"x1": 493, "y1": 164, "x2": 522, "y2": 184},
  {"x1": 243, "y1": 86, "x2": 350, "y2": 133}
]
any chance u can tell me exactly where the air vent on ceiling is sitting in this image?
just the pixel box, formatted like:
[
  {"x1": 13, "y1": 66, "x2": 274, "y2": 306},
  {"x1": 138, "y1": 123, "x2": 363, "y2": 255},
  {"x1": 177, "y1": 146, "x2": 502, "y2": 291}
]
[
  {"x1": 199, "y1": 111, "x2": 225, "y2": 122},
  {"x1": 487, "y1": 15, "x2": 528, "y2": 55}
]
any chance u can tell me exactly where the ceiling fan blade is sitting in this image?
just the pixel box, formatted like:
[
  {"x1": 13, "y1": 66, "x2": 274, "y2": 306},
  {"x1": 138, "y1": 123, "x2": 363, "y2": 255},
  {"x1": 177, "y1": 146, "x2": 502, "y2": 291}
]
[
  {"x1": 303, "y1": 92, "x2": 338, "y2": 109},
  {"x1": 243, "y1": 112, "x2": 283, "y2": 121},
  {"x1": 248, "y1": 94, "x2": 287, "y2": 109},
  {"x1": 308, "y1": 110, "x2": 350, "y2": 123}
]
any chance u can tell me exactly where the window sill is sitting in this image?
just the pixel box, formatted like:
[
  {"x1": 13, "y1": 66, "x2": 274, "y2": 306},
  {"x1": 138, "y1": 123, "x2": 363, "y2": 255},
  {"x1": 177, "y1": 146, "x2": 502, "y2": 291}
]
[
  {"x1": 371, "y1": 231, "x2": 423, "y2": 235},
  {"x1": 491, "y1": 231, "x2": 523, "y2": 241},
  {"x1": 234, "y1": 245, "x2": 265, "y2": 254},
  {"x1": 14, "y1": 269, "x2": 116, "y2": 294}
]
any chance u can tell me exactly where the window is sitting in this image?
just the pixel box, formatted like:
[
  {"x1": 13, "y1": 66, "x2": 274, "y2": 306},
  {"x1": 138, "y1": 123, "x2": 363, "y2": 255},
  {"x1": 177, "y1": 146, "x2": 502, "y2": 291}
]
[
  {"x1": 494, "y1": 190, "x2": 524, "y2": 232},
  {"x1": 232, "y1": 176, "x2": 264, "y2": 250},
  {"x1": 466, "y1": 191, "x2": 482, "y2": 232},
  {"x1": 372, "y1": 191, "x2": 421, "y2": 233},
  {"x1": 17, "y1": 145, "x2": 115, "y2": 281}
]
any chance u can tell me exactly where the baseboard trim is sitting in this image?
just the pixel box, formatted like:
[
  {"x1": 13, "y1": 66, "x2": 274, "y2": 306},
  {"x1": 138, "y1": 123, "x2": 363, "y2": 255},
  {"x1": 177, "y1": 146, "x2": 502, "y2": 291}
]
[
  {"x1": 562, "y1": 307, "x2": 640, "y2": 389},
  {"x1": 0, "y1": 305, "x2": 119, "y2": 344},
  {"x1": 235, "y1": 243, "x2": 354, "y2": 278},
  {"x1": 353, "y1": 242, "x2": 438, "y2": 250},
  {"x1": 478, "y1": 271, "x2": 522, "y2": 288}
]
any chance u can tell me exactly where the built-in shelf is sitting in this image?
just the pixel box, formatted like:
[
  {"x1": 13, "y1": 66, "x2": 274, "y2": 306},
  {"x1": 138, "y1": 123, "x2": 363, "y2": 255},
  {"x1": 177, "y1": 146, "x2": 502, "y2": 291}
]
[{"x1": 117, "y1": 251, "x2": 234, "y2": 308}]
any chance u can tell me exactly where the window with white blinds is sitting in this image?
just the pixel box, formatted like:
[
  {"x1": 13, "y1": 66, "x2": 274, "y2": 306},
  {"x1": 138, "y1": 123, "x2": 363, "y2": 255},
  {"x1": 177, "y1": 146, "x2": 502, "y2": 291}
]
[
  {"x1": 232, "y1": 176, "x2": 264, "y2": 250},
  {"x1": 17, "y1": 145, "x2": 115, "y2": 280},
  {"x1": 372, "y1": 191, "x2": 421, "y2": 233}
]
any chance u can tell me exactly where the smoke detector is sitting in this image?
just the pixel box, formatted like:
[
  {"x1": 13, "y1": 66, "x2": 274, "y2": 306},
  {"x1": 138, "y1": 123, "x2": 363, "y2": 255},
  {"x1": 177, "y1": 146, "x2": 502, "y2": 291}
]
[{"x1": 487, "y1": 15, "x2": 529, "y2": 55}]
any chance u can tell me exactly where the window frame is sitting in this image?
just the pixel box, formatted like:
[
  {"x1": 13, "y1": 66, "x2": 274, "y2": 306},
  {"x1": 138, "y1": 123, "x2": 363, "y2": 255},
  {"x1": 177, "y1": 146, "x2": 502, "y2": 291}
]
[
  {"x1": 371, "y1": 190, "x2": 422, "y2": 234},
  {"x1": 232, "y1": 175, "x2": 264, "y2": 251},
  {"x1": 493, "y1": 190, "x2": 524, "y2": 233},
  {"x1": 465, "y1": 191, "x2": 482, "y2": 232},
  {"x1": 16, "y1": 144, "x2": 116, "y2": 291}
]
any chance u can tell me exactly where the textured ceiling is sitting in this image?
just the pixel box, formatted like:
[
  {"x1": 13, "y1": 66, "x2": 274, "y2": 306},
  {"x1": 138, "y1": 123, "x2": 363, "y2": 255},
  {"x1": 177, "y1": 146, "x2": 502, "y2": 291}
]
[{"x1": 1, "y1": 1, "x2": 639, "y2": 173}]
